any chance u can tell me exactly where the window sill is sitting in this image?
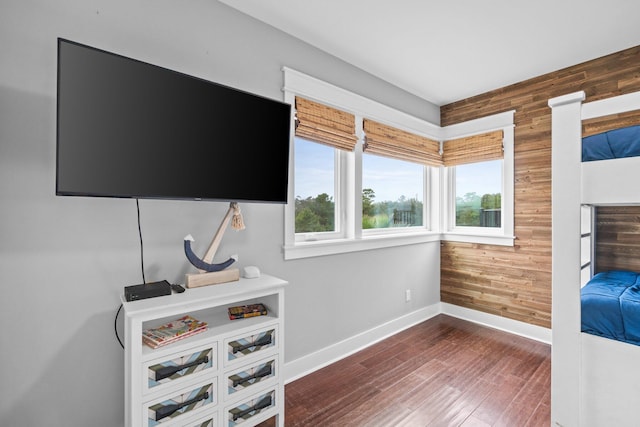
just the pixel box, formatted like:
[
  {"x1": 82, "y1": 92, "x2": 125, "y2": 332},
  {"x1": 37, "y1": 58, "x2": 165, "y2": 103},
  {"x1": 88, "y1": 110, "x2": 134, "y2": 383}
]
[
  {"x1": 284, "y1": 231, "x2": 441, "y2": 260},
  {"x1": 441, "y1": 231, "x2": 515, "y2": 246}
]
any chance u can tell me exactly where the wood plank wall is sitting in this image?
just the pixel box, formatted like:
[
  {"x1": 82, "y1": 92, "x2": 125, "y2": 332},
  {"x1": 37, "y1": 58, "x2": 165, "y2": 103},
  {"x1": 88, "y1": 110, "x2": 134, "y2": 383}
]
[
  {"x1": 596, "y1": 206, "x2": 640, "y2": 274},
  {"x1": 440, "y1": 46, "x2": 640, "y2": 328}
]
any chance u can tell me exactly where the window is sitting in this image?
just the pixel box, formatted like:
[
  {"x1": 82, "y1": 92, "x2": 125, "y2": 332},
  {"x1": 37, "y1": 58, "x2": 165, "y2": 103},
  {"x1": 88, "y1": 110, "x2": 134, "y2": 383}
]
[
  {"x1": 283, "y1": 68, "x2": 440, "y2": 259},
  {"x1": 362, "y1": 153, "x2": 425, "y2": 230},
  {"x1": 294, "y1": 136, "x2": 337, "y2": 234},
  {"x1": 360, "y1": 118, "x2": 440, "y2": 233},
  {"x1": 442, "y1": 121, "x2": 515, "y2": 246},
  {"x1": 291, "y1": 96, "x2": 357, "y2": 243},
  {"x1": 282, "y1": 67, "x2": 514, "y2": 258},
  {"x1": 453, "y1": 159, "x2": 502, "y2": 228}
]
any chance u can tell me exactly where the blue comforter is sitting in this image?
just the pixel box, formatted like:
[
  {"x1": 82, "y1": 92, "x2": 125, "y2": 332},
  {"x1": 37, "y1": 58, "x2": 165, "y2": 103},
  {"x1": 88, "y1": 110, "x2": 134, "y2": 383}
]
[
  {"x1": 582, "y1": 125, "x2": 640, "y2": 162},
  {"x1": 581, "y1": 270, "x2": 640, "y2": 345}
]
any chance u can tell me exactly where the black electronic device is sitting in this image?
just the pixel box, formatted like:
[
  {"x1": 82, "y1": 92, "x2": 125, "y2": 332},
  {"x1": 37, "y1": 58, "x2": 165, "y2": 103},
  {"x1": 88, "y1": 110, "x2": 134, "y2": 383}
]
[
  {"x1": 56, "y1": 38, "x2": 291, "y2": 203},
  {"x1": 170, "y1": 283, "x2": 186, "y2": 293},
  {"x1": 124, "y1": 280, "x2": 172, "y2": 302}
]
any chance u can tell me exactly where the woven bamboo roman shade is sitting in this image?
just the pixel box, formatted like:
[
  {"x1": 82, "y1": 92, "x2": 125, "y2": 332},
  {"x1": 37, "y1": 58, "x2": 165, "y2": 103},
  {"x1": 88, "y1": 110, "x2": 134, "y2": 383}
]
[
  {"x1": 294, "y1": 97, "x2": 358, "y2": 151},
  {"x1": 362, "y1": 119, "x2": 443, "y2": 166},
  {"x1": 442, "y1": 130, "x2": 504, "y2": 166}
]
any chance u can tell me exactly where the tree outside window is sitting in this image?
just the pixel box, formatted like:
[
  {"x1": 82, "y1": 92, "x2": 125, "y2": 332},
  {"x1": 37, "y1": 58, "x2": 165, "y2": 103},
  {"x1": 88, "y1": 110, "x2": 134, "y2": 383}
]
[{"x1": 454, "y1": 160, "x2": 502, "y2": 228}]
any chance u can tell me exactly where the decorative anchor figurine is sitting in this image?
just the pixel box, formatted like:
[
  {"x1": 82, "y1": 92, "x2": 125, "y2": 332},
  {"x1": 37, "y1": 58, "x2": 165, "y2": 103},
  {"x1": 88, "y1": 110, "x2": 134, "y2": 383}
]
[{"x1": 183, "y1": 202, "x2": 245, "y2": 288}]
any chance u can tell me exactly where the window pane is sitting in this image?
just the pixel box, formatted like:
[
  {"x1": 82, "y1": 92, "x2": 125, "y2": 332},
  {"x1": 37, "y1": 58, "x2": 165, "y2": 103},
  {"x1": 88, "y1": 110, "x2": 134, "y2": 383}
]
[
  {"x1": 455, "y1": 160, "x2": 501, "y2": 228},
  {"x1": 362, "y1": 153, "x2": 424, "y2": 229},
  {"x1": 294, "y1": 137, "x2": 336, "y2": 233}
]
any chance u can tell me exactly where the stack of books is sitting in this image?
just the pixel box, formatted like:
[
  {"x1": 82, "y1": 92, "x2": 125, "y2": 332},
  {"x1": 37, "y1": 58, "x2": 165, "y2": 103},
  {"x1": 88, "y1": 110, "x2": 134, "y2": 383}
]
[
  {"x1": 142, "y1": 315, "x2": 208, "y2": 349},
  {"x1": 228, "y1": 303, "x2": 268, "y2": 320}
]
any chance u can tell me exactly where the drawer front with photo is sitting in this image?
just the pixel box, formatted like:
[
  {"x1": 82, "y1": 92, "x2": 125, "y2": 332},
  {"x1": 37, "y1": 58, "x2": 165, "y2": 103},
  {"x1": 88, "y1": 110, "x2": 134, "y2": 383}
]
[
  {"x1": 143, "y1": 344, "x2": 216, "y2": 395},
  {"x1": 226, "y1": 389, "x2": 277, "y2": 427},
  {"x1": 224, "y1": 326, "x2": 277, "y2": 367},
  {"x1": 143, "y1": 380, "x2": 216, "y2": 427},
  {"x1": 225, "y1": 357, "x2": 277, "y2": 400},
  {"x1": 176, "y1": 411, "x2": 217, "y2": 427}
]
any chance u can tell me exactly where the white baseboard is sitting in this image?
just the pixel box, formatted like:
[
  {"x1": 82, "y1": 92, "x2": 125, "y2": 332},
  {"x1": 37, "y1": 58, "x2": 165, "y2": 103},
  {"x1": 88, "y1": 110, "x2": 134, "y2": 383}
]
[
  {"x1": 283, "y1": 303, "x2": 441, "y2": 383},
  {"x1": 440, "y1": 302, "x2": 552, "y2": 344},
  {"x1": 284, "y1": 302, "x2": 551, "y2": 384}
]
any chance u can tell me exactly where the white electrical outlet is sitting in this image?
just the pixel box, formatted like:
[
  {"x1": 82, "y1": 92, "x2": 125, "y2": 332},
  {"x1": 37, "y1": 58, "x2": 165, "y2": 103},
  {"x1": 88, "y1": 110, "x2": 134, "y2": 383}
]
[{"x1": 405, "y1": 289, "x2": 411, "y2": 302}]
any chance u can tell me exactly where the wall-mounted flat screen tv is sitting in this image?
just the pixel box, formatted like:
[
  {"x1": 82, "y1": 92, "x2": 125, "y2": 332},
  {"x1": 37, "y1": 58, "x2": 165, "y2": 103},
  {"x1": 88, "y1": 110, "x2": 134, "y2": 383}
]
[{"x1": 56, "y1": 38, "x2": 291, "y2": 203}]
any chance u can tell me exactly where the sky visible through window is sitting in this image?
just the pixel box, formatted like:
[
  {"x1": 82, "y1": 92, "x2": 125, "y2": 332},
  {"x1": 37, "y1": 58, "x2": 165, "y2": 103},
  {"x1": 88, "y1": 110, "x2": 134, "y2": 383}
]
[
  {"x1": 294, "y1": 138, "x2": 334, "y2": 199},
  {"x1": 295, "y1": 139, "x2": 423, "y2": 202},
  {"x1": 455, "y1": 160, "x2": 502, "y2": 198},
  {"x1": 362, "y1": 153, "x2": 422, "y2": 202},
  {"x1": 295, "y1": 139, "x2": 501, "y2": 201}
]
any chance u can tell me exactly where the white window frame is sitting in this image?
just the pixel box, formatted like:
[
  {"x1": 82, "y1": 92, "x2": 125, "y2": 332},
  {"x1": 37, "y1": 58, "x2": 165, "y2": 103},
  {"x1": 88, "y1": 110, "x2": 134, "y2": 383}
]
[
  {"x1": 282, "y1": 68, "x2": 515, "y2": 258},
  {"x1": 292, "y1": 140, "x2": 348, "y2": 243},
  {"x1": 282, "y1": 67, "x2": 440, "y2": 260},
  {"x1": 446, "y1": 159, "x2": 504, "y2": 233},
  {"x1": 440, "y1": 113, "x2": 515, "y2": 246}
]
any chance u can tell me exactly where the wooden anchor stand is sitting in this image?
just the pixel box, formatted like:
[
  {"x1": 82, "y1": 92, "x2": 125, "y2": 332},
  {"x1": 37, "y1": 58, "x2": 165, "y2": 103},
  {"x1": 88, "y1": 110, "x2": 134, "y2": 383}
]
[{"x1": 185, "y1": 202, "x2": 244, "y2": 288}]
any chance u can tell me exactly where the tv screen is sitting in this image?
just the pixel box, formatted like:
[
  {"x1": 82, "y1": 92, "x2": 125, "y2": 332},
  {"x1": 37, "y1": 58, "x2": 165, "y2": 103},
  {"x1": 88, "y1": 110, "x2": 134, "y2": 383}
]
[{"x1": 56, "y1": 38, "x2": 291, "y2": 203}]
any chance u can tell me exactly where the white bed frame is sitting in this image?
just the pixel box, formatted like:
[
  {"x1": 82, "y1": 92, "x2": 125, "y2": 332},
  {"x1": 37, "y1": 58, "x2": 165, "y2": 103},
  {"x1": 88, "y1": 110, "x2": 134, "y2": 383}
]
[{"x1": 549, "y1": 90, "x2": 640, "y2": 427}]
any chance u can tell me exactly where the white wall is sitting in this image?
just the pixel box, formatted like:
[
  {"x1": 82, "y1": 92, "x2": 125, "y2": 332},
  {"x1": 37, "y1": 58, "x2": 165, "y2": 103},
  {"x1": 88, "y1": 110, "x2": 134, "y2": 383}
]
[{"x1": 0, "y1": 1, "x2": 441, "y2": 425}]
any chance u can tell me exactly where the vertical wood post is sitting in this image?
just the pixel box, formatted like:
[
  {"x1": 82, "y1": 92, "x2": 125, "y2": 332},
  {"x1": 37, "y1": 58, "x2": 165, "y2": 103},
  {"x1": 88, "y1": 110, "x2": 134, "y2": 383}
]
[{"x1": 548, "y1": 91, "x2": 585, "y2": 427}]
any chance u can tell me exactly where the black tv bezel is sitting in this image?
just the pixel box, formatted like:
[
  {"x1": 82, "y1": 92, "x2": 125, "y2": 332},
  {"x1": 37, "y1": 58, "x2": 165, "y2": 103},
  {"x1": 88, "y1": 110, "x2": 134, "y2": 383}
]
[{"x1": 55, "y1": 38, "x2": 291, "y2": 204}]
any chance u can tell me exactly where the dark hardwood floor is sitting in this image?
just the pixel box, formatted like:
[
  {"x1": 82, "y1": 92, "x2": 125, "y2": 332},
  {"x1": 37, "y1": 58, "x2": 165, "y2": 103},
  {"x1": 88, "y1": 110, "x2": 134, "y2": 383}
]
[{"x1": 259, "y1": 314, "x2": 550, "y2": 426}]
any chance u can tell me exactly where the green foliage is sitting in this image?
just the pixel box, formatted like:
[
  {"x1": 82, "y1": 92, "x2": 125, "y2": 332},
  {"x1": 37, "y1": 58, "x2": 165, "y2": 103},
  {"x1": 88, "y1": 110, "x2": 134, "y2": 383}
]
[
  {"x1": 295, "y1": 188, "x2": 502, "y2": 233},
  {"x1": 362, "y1": 188, "x2": 375, "y2": 217},
  {"x1": 295, "y1": 207, "x2": 324, "y2": 232},
  {"x1": 481, "y1": 193, "x2": 501, "y2": 209},
  {"x1": 295, "y1": 189, "x2": 500, "y2": 233},
  {"x1": 362, "y1": 215, "x2": 377, "y2": 229},
  {"x1": 295, "y1": 193, "x2": 335, "y2": 233},
  {"x1": 456, "y1": 192, "x2": 501, "y2": 227},
  {"x1": 295, "y1": 189, "x2": 425, "y2": 233},
  {"x1": 456, "y1": 192, "x2": 480, "y2": 226},
  {"x1": 362, "y1": 189, "x2": 422, "y2": 230}
]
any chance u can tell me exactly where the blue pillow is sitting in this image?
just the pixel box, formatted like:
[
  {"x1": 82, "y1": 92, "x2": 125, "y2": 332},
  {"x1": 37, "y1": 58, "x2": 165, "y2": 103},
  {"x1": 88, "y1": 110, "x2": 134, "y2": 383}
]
[
  {"x1": 582, "y1": 132, "x2": 613, "y2": 161},
  {"x1": 607, "y1": 125, "x2": 640, "y2": 159}
]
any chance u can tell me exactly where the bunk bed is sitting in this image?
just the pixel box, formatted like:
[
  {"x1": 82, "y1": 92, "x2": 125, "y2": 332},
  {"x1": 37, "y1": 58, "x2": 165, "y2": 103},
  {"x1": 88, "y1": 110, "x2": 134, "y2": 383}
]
[
  {"x1": 549, "y1": 90, "x2": 640, "y2": 427},
  {"x1": 580, "y1": 124, "x2": 640, "y2": 346}
]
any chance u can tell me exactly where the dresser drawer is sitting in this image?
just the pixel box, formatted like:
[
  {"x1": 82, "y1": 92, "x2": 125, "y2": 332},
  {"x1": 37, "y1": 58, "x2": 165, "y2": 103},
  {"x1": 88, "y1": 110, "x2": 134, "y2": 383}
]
[
  {"x1": 143, "y1": 344, "x2": 216, "y2": 395},
  {"x1": 224, "y1": 326, "x2": 277, "y2": 367},
  {"x1": 226, "y1": 389, "x2": 276, "y2": 427},
  {"x1": 225, "y1": 358, "x2": 277, "y2": 400},
  {"x1": 144, "y1": 381, "x2": 216, "y2": 427},
  {"x1": 180, "y1": 411, "x2": 217, "y2": 427}
]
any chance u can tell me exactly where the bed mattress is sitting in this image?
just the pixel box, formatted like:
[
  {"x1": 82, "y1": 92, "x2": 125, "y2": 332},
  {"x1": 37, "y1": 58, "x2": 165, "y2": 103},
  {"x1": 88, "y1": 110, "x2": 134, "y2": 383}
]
[
  {"x1": 581, "y1": 270, "x2": 640, "y2": 345},
  {"x1": 582, "y1": 124, "x2": 640, "y2": 162}
]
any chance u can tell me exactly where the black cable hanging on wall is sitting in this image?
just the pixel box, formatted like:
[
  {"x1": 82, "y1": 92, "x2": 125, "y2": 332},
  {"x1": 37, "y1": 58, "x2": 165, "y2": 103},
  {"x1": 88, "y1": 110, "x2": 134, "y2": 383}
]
[{"x1": 114, "y1": 199, "x2": 147, "y2": 349}]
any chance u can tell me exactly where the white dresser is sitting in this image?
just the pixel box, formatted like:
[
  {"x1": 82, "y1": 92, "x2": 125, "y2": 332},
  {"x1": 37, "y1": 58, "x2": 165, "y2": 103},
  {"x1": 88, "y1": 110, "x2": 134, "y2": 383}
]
[{"x1": 122, "y1": 275, "x2": 287, "y2": 427}]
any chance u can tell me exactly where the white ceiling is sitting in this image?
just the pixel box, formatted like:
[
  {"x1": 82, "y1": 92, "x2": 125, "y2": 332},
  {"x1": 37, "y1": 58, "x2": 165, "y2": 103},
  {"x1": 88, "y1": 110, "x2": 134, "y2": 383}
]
[{"x1": 219, "y1": 0, "x2": 640, "y2": 106}]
